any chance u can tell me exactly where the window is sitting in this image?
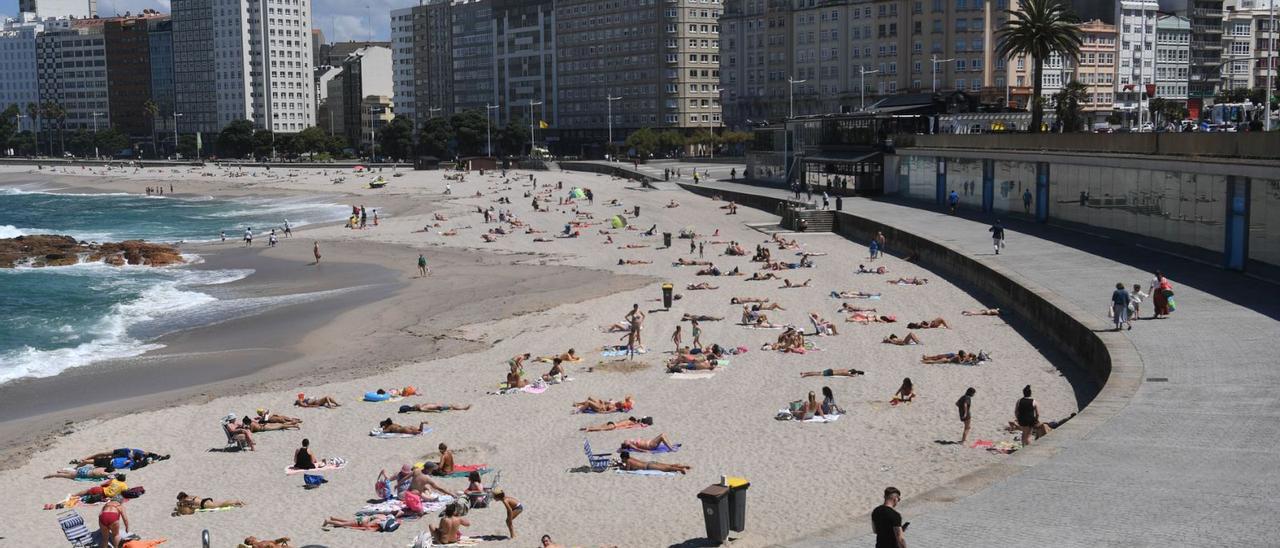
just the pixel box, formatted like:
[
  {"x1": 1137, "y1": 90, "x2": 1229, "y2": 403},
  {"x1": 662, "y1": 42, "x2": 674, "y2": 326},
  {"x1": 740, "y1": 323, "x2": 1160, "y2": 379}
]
[{"x1": 955, "y1": 58, "x2": 965, "y2": 70}]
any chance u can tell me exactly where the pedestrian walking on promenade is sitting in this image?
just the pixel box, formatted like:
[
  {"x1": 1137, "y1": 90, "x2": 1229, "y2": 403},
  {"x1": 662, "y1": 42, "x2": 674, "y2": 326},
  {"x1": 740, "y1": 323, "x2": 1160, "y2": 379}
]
[
  {"x1": 989, "y1": 220, "x2": 1006, "y2": 255},
  {"x1": 1111, "y1": 283, "x2": 1131, "y2": 331},
  {"x1": 872, "y1": 487, "x2": 908, "y2": 548}
]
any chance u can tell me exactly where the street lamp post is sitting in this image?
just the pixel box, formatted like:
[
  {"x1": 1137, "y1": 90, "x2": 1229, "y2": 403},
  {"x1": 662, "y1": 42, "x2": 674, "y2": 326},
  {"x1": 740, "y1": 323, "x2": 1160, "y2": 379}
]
[
  {"x1": 931, "y1": 55, "x2": 956, "y2": 93},
  {"x1": 784, "y1": 76, "x2": 806, "y2": 186},
  {"x1": 428, "y1": 106, "x2": 442, "y2": 119},
  {"x1": 527, "y1": 98, "x2": 543, "y2": 157},
  {"x1": 606, "y1": 94, "x2": 622, "y2": 160},
  {"x1": 485, "y1": 103, "x2": 499, "y2": 157},
  {"x1": 91, "y1": 112, "x2": 103, "y2": 159},
  {"x1": 173, "y1": 112, "x2": 182, "y2": 159},
  {"x1": 859, "y1": 66, "x2": 880, "y2": 110}
]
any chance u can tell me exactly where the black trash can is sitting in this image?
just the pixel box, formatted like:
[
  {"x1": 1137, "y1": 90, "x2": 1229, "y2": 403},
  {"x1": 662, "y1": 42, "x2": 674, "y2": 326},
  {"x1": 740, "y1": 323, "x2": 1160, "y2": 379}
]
[
  {"x1": 663, "y1": 232, "x2": 672, "y2": 248},
  {"x1": 634, "y1": 205, "x2": 640, "y2": 217},
  {"x1": 726, "y1": 477, "x2": 750, "y2": 532},
  {"x1": 662, "y1": 283, "x2": 674, "y2": 309},
  {"x1": 835, "y1": 196, "x2": 843, "y2": 211},
  {"x1": 697, "y1": 484, "x2": 730, "y2": 544}
]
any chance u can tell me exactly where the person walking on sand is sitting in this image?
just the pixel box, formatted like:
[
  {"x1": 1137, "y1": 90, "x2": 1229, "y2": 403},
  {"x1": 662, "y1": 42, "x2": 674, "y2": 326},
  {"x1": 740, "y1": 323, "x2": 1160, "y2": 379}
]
[
  {"x1": 418, "y1": 254, "x2": 429, "y2": 277},
  {"x1": 690, "y1": 319, "x2": 702, "y2": 349},
  {"x1": 244, "y1": 227, "x2": 253, "y2": 247},
  {"x1": 989, "y1": 220, "x2": 1006, "y2": 255},
  {"x1": 1110, "y1": 282, "x2": 1131, "y2": 331},
  {"x1": 1015, "y1": 385, "x2": 1040, "y2": 447},
  {"x1": 671, "y1": 325, "x2": 682, "y2": 354},
  {"x1": 876, "y1": 231, "x2": 887, "y2": 254},
  {"x1": 869, "y1": 238, "x2": 880, "y2": 261},
  {"x1": 690, "y1": 239, "x2": 696, "y2": 254},
  {"x1": 872, "y1": 487, "x2": 907, "y2": 548},
  {"x1": 698, "y1": 241, "x2": 705, "y2": 258},
  {"x1": 283, "y1": 219, "x2": 292, "y2": 237},
  {"x1": 956, "y1": 387, "x2": 975, "y2": 444},
  {"x1": 493, "y1": 489, "x2": 523, "y2": 539},
  {"x1": 313, "y1": 242, "x2": 321, "y2": 264},
  {"x1": 221, "y1": 231, "x2": 226, "y2": 242}
]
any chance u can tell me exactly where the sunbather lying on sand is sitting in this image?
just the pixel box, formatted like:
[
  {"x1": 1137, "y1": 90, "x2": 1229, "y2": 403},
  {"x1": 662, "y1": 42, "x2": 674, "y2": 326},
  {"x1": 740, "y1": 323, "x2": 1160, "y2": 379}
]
[
  {"x1": 573, "y1": 396, "x2": 635, "y2": 413},
  {"x1": 619, "y1": 450, "x2": 690, "y2": 474},
  {"x1": 175, "y1": 492, "x2": 244, "y2": 515},
  {"x1": 730, "y1": 296, "x2": 769, "y2": 304},
  {"x1": 602, "y1": 320, "x2": 633, "y2": 332},
  {"x1": 920, "y1": 351, "x2": 973, "y2": 364},
  {"x1": 1004, "y1": 413, "x2": 1076, "y2": 438},
  {"x1": 780, "y1": 278, "x2": 812, "y2": 288},
  {"x1": 800, "y1": 368, "x2": 865, "y2": 377},
  {"x1": 839, "y1": 303, "x2": 877, "y2": 313},
  {"x1": 581, "y1": 416, "x2": 653, "y2": 431},
  {"x1": 243, "y1": 536, "x2": 291, "y2": 548},
  {"x1": 69, "y1": 448, "x2": 168, "y2": 468},
  {"x1": 697, "y1": 265, "x2": 741, "y2": 276},
  {"x1": 44, "y1": 465, "x2": 116, "y2": 480},
  {"x1": 883, "y1": 333, "x2": 923, "y2": 345},
  {"x1": 255, "y1": 409, "x2": 302, "y2": 425},
  {"x1": 686, "y1": 282, "x2": 719, "y2": 290},
  {"x1": 674, "y1": 258, "x2": 712, "y2": 266},
  {"x1": 888, "y1": 277, "x2": 929, "y2": 285},
  {"x1": 747, "y1": 272, "x2": 779, "y2": 281},
  {"x1": 618, "y1": 259, "x2": 652, "y2": 265},
  {"x1": 907, "y1": 317, "x2": 951, "y2": 329},
  {"x1": 962, "y1": 308, "x2": 1001, "y2": 316},
  {"x1": 242, "y1": 416, "x2": 297, "y2": 432},
  {"x1": 618, "y1": 244, "x2": 649, "y2": 249},
  {"x1": 620, "y1": 434, "x2": 678, "y2": 452},
  {"x1": 666, "y1": 200, "x2": 680, "y2": 208},
  {"x1": 323, "y1": 514, "x2": 394, "y2": 531},
  {"x1": 378, "y1": 418, "x2": 429, "y2": 435},
  {"x1": 681, "y1": 313, "x2": 722, "y2": 321},
  {"x1": 847, "y1": 313, "x2": 896, "y2": 324},
  {"x1": 667, "y1": 356, "x2": 717, "y2": 372},
  {"x1": 832, "y1": 290, "x2": 882, "y2": 299},
  {"x1": 295, "y1": 394, "x2": 341, "y2": 408},
  {"x1": 857, "y1": 264, "x2": 888, "y2": 274},
  {"x1": 400, "y1": 403, "x2": 471, "y2": 413}
]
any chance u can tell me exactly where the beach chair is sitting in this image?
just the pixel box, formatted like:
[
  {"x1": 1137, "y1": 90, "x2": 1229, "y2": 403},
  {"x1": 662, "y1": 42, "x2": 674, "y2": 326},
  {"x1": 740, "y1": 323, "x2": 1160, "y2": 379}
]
[
  {"x1": 222, "y1": 420, "x2": 249, "y2": 451},
  {"x1": 465, "y1": 470, "x2": 502, "y2": 509},
  {"x1": 584, "y1": 439, "x2": 613, "y2": 473},
  {"x1": 57, "y1": 510, "x2": 94, "y2": 547}
]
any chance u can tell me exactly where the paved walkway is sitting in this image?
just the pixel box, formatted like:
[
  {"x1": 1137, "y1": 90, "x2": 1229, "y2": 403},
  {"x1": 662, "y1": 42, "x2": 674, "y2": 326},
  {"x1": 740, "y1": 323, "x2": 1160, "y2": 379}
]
[{"x1": 688, "y1": 179, "x2": 1280, "y2": 547}]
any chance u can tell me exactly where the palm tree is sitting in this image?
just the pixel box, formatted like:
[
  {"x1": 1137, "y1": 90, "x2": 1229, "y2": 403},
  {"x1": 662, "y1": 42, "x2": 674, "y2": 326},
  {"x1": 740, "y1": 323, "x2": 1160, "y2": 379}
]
[
  {"x1": 26, "y1": 102, "x2": 39, "y2": 156},
  {"x1": 996, "y1": 0, "x2": 1084, "y2": 133},
  {"x1": 143, "y1": 99, "x2": 160, "y2": 158}
]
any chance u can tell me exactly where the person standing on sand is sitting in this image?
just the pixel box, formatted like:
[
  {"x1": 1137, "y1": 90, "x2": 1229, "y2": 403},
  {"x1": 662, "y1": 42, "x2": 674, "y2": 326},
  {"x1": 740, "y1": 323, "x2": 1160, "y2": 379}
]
[
  {"x1": 690, "y1": 239, "x2": 696, "y2": 254},
  {"x1": 244, "y1": 227, "x2": 253, "y2": 247},
  {"x1": 956, "y1": 387, "x2": 975, "y2": 443},
  {"x1": 876, "y1": 231, "x2": 887, "y2": 254},
  {"x1": 671, "y1": 325, "x2": 682, "y2": 354},
  {"x1": 418, "y1": 254, "x2": 428, "y2": 277},
  {"x1": 690, "y1": 319, "x2": 702, "y2": 349},
  {"x1": 313, "y1": 242, "x2": 321, "y2": 264},
  {"x1": 1015, "y1": 385, "x2": 1040, "y2": 447},
  {"x1": 283, "y1": 219, "x2": 291, "y2": 237},
  {"x1": 699, "y1": 242, "x2": 705, "y2": 258},
  {"x1": 493, "y1": 489, "x2": 523, "y2": 539},
  {"x1": 869, "y1": 238, "x2": 879, "y2": 261},
  {"x1": 871, "y1": 487, "x2": 907, "y2": 548},
  {"x1": 221, "y1": 231, "x2": 226, "y2": 242},
  {"x1": 625, "y1": 304, "x2": 645, "y2": 348}
]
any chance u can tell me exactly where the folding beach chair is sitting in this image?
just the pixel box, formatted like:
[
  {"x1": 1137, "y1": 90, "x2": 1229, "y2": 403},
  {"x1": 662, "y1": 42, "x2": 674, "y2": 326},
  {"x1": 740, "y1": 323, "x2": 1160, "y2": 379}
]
[
  {"x1": 222, "y1": 419, "x2": 249, "y2": 451},
  {"x1": 465, "y1": 469, "x2": 502, "y2": 509},
  {"x1": 57, "y1": 510, "x2": 94, "y2": 547},
  {"x1": 584, "y1": 438, "x2": 613, "y2": 472}
]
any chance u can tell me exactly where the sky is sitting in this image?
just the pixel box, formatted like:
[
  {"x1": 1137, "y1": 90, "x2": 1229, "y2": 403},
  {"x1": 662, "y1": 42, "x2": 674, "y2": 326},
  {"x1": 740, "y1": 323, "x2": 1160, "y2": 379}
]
[{"x1": 0, "y1": 0, "x2": 410, "y2": 41}]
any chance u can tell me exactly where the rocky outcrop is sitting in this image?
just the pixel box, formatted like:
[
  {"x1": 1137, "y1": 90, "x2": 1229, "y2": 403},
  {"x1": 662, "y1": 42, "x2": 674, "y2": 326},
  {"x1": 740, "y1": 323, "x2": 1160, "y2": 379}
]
[{"x1": 0, "y1": 235, "x2": 184, "y2": 268}]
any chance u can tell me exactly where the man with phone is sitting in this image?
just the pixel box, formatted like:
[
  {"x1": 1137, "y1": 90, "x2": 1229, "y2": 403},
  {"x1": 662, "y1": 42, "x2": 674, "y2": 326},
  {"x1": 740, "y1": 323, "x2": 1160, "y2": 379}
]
[{"x1": 872, "y1": 486, "x2": 907, "y2": 548}]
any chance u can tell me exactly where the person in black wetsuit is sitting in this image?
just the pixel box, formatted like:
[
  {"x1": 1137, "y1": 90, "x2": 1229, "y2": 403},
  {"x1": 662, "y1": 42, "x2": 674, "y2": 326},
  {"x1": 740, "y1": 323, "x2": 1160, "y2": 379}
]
[{"x1": 1014, "y1": 385, "x2": 1040, "y2": 447}]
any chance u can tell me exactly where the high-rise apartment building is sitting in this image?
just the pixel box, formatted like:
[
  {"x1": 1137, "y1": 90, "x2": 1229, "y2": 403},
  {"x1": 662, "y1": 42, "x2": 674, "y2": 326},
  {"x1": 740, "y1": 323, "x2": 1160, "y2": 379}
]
[
  {"x1": 494, "y1": 0, "x2": 556, "y2": 127},
  {"x1": 148, "y1": 18, "x2": 176, "y2": 145},
  {"x1": 18, "y1": 0, "x2": 96, "y2": 20},
  {"x1": 720, "y1": 0, "x2": 794, "y2": 128},
  {"x1": 1076, "y1": 19, "x2": 1117, "y2": 123},
  {"x1": 36, "y1": 20, "x2": 109, "y2": 131},
  {"x1": 104, "y1": 13, "x2": 168, "y2": 140},
  {"x1": 1114, "y1": 0, "x2": 1158, "y2": 120},
  {"x1": 1188, "y1": 0, "x2": 1225, "y2": 99},
  {"x1": 411, "y1": 0, "x2": 459, "y2": 120},
  {"x1": 0, "y1": 15, "x2": 45, "y2": 132},
  {"x1": 1154, "y1": 13, "x2": 1190, "y2": 100},
  {"x1": 451, "y1": 0, "x2": 496, "y2": 116},
  {"x1": 172, "y1": 0, "x2": 217, "y2": 133},
  {"x1": 338, "y1": 45, "x2": 392, "y2": 146},
  {"x1": 390, "y1": 7, "x2": 416, "y2": 126},
  {"x1": 210, "y1": 0, "x2": 316, "y2": 133},
  {"x1": 1221, "y1": 0, "x2": 1277, "y2": 91}
]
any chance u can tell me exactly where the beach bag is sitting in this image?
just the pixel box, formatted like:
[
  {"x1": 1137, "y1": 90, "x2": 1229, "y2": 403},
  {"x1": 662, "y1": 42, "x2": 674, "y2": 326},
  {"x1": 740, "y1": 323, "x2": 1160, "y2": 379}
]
[
  {"x1": 401, "y1": 489, "x2": 424, "y2": 514},
  {"x1": 376, "y1": 478, "x2": 395, "y2": 501},
  {"x1": 122, "y1": 486, "x2": 145, "y2": 499},
  {"x1": 399, "y1": 404, "x2": 413, "y2": 413},
  {"x1": 303, "y1": 474, "x2": 327, "y2": 488},
  {"x1": 379, "y1": 516, "x2": 400, "y2": 532},
  {"x1": 1167, "y1": 296, "x2": 1176, "y2": 312}
]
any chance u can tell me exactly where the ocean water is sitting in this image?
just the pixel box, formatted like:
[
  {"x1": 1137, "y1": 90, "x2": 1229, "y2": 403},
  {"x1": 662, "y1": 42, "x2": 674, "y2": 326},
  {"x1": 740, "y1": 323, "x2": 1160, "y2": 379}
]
[{"x1": 0, "y1": 187, "x2": 349, "y2": 384}]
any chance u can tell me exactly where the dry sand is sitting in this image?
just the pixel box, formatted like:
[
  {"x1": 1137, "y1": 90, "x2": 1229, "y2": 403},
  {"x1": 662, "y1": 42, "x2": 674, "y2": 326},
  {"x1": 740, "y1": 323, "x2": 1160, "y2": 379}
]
[{"x1": 0, "y1": 163, "x2": 1079, "y2": 547}]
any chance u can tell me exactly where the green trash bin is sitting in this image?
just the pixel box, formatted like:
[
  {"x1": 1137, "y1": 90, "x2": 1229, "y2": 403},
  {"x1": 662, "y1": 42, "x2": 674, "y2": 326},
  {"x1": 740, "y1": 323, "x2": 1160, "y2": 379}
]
[
  {"x1": 726, "y1": 476, "x2": 750, "y2": 532},
  {"x1": 697, "y1": 484, "x2": 730, "y2": 544}
]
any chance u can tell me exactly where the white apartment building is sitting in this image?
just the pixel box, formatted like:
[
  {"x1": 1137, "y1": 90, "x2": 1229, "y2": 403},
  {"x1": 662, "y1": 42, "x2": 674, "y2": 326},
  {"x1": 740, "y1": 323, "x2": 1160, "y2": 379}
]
[
  {"x1": 210, "y1": 0, "x2": 314, "y2": 132},
  {"x1": 18, "y1": 0, "x2": 96, "y2": 20},
  {"x1": 1155, "y1": 13, "x2": 1190, "y2": 100},
  {"x1": 1222, "y1": 0, "x2": 1278, "y2": 90},
  {"x1": 36, "y1": 20, "x2": 109, "y2": 131},
  {"x1": 0, "y1": 15, "x2": 45, "y2": 132},
  {"x1": 389, "y1": 7, "x2": 415, "y2": 126},
  {"x1": 1115, "y1": 0, "x2": 1158, "y2": 118}
]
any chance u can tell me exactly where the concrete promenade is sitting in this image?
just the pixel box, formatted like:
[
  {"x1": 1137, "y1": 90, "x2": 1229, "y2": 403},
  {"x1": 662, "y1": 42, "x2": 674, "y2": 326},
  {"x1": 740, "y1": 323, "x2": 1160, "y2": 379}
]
[{"x1": 682, "y1": 178, "x2": 1280, "y2": 546}]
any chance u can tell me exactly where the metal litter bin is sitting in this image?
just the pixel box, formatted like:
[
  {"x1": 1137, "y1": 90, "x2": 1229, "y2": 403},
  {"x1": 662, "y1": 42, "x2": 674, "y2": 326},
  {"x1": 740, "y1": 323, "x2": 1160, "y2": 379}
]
[
  {"x1": 663, "y1": 232, "x2": 672, "y2": 248},
  {"x1": 662, "y1": 283, "x2": 674, "y2": 309},
  {"x1": 634, "y1": 205, "x2": 640, "y2": 217},
  {"x1": 836, "y1": 196, "x2": 843, "y2": 211},
  {"x1": 726, "y1": 476, "x2": 750, "y2": 532},
  {"x1": 697, "y1": 484, "x2": 730, "y2": 544}
]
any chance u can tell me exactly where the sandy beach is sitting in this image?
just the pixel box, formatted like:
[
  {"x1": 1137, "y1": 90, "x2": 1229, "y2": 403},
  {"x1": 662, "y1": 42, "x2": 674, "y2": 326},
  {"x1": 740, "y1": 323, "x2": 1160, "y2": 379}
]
[{"x1": 0, "y1": 163, "x2": 1080, "y2": 546}]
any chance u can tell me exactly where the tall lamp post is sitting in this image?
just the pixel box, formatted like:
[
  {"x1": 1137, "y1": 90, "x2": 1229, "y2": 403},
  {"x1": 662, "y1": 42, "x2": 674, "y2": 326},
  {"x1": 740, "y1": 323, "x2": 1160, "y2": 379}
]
[
  {"x1": 931, "y1": 55, "x2": 956, "y2": 93},
  {"x1": 527, "y1": 98, "x2": 542, "y2": 157},
  {"x1": 172, "y1": 112, "x2": 182, "y2": 159},
  {"x1": 606, "y1": 94, "x2": 622, "y2": 160},
  {"x1": 485, "y1": 103, "x2": 499, "y2": 157},
  {"x1": 859, "y1": 66, "x2": 880, "y2": 110},
  {"x1": 91, "y1": 112, "x2": 103, "y2": 159},
  {"x1": 784, "y1": 76, "x2": 806, "y2": 185}
]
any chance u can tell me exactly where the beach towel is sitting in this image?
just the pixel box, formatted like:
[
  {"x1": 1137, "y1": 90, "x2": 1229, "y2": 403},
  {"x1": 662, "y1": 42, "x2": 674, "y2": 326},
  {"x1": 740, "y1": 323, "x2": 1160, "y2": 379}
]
[
  {"x1": 970, "y1": 440, "x2": 994, "y2": 449},
  {"x1": 669, "y1": 371, "x2": 716, "y2": 380},
  {"x1": 803, "y1": 414, "x2": 842, "y2": 423},
  {"x1": 358, "y1": 500, "x2": 405, "y2": 516},
  {"x1": 285, "y1": 460, "x2": 347, "y2": 475},
  {"x1": 629, "y1": 443, "x2": 681, "y2": 454},
  {"x1": 614, "y1": 469, "x2": 679, "y2": 477},
  {"x1": 370, "y1": 427, "x2": 432, "y2": 438},
  {"x1": 192, "y1": 506, "x2": 239, "y2": 514},
  {"x1": 412, "y1": 535, "x2": 483, "y2": 547},
  {"x1": 440, "y1": 464, "x2": 490, "y2": 478}
]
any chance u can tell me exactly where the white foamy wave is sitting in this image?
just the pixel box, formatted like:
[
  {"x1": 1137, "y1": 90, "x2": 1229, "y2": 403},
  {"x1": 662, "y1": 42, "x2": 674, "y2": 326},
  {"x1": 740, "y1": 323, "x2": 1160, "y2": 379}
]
[
  {"x1": 0, "y1": 225, "x2": 25, "y2": 238},
  {"x1": 0, "y1": 186, "x2": 133, "y2": 197}
]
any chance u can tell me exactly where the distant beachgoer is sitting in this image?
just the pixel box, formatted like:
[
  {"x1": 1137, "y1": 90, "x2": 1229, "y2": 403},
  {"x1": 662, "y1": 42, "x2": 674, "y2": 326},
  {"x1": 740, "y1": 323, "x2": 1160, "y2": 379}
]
[
  {"x1": 671, "y1": 325, "x2": 682, "y2": 354},
  {"x1": 418, "y1": 254, "x2": 428, "y2": 276},
  {"x1": 493, "y1": 489, "x2": 523, "y2": 539},
  {"x1": 871, "y1": 487, "x2": 907, "y2": 548},
  {"x1": 690, "y1": 319, "x2": 702, "y2": 349},
  {"x1": 244, "y1": 228, "x2": 253, "y2": 247},
  {"x1": 313, "y1": 242, "x2": 321, "y2": 264},
  {"x1": 891, "y1": 378, "x2": 916, "y2": 405},
  {"x1": 882, "y1": 333, "x2": 922, "y2": 345},
  {"x1": 1150, "y1": 270, "x2": 1173, "y2": 318},
  {"x1": 948, "y1": 189, "x2": 959, "y2": 213},
  {"x1": 990, "y1": 220, "x2": 1006, "y2": 254},
  {"x1": 957, "y1": 387, "x2": 975, "y2": 443},
  {"x1": 820, "y1": 386, "x2": 843, "y2": 415},
  {"x1": 1111, "y1": 282, "x2": 1132, "y2": 331},
  {"x1": 1015, "y1": 385, "x2": 1040, "y2": 446},
  {"x1": 429, "y1": 503, "x2": 470, "y2": 544},
  {"x1": 243, "y1": 536, "x2": 292, "y2": 548},
  {"x1": 1129, "y1": 283, "x2": 1148, "y2": 319},
  {"x1": 399, "y1": 402, "x2": 471, "y2": 413},
  {"x1": 98, "y1": 499, "x2": 130, "y2": 547},
  {"x1": 799, "y1": 368, "x2": 864, "y2": 378},
  {"x1": 175, "y1": 492, "x2": 244, "y2": 515},
  {"x1": 580, "y1": 416, "x2": 652, "y2": 431},
  {"x1": 293, "y1": 439, "x2": 316, "y2": 470},
  {"x1": 618, "y1": 450, "x2": 690, "y2": 474},
  {"x1": 869, "y1": 239, "x2": 880, "y2": 260},
  {"x1": 435, "y1": 443, "x2": 455, "y2": 476},
  {"x1": 961, "y1": 308, "x2": 1000, "y2": 316},
  {"x1": 295, "y1": 394, "x2": 340, "y2": 408},
  {"x1": 220, "y1": 231, "x2": 226, "y2": 242},
  {"x1": 378, "y1": 418, "x2": 428, "y2": 435},
  {"x1": 876, "y1": 231, "x2": 887, "y2": 253},
  {"x1": 283, "y1": 219, "x2": 292, "y2": 237}
]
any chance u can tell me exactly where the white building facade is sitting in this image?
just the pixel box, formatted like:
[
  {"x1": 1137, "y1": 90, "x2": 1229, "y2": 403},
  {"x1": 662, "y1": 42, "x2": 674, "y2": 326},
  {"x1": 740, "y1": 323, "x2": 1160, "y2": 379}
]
[
  {"x1": 18, "y1": 0, "x2": 96, "y2": 20},
  {"x1": 210, "y1": 0, "x2": 315, "y2": 132},
  {"x1": 0, "y1": 15, "x2": 46, "y2": 131},
  {"x1": 1155, "y1": 13, "x2": 1190, "y2": 101},
  {"x1": 389, "y1": 7, "x2": 415, "y2": 127},
  {"x1": 1114, "y1": 0, "x2": 1159, "y2": 121}
]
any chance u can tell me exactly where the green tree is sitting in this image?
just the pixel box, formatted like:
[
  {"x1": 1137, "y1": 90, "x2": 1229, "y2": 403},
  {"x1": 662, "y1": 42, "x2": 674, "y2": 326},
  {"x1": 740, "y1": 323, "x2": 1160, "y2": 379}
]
[
  {"x1": 217, "y1": 120, "x2": 255, "y2": 158},
  {"x1": 996, "y1": 0, "x2": 1084, "y2": 133},
  {"x1": 293, "y1": 126, "x2": 329, "y2": 155},
  {"x1": 624, "y1": 127, "x2": 658, "y2": 158},
  {"x1": 66, "y1": 128, "x2": 94, "y2": 157},
  {"x1": 9, "y1": 131, "x2": 37, "y2": 155},
  {"x1": 274, "y1": 133, "x2": 298, "y2": 157},
  {"x1": 449, "y1": 110, "x2": 487, "y2": 156},
  {"x1": 377, "y1": 116, "x2": 415, "y2": 161},
  {"x1": 252, "y1": 129, "x2": 275, "y2": 159},
  {"x1": 41, "y1": 102, "x2": 67, "y2": 155},
  {"x1": 177, "y1": 134, "x2": 198, "y2": 159},
  {"x1": 1053, "y1": 80, "x2": 1089, "y2": 132},
  {"x1": 26, "y1": 102, "x2": 39, "y2": 156},
  {"x1": 0, "y1": 104, "x2": 17, "y2": 151},
  {"x1": 142, "y1": 99, "x2": 160, "y2": 158},
  {"x1": 658, "y1": 130, "x2": 686, "y2": 157},
  {"x1": 496, "y1": 118, "x2": 528, "y2": 157},
  {"x1": 95, "y1": 127, "x2": 130, "y2": 157},
  {"x1": 417, "y1": 116, "x2": 453, "y2": 158}
]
